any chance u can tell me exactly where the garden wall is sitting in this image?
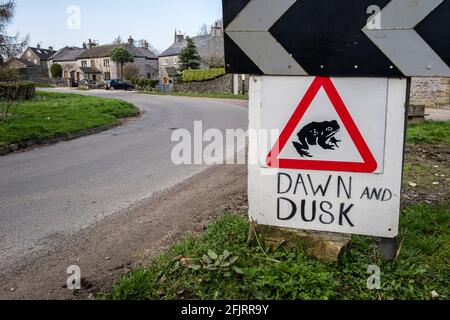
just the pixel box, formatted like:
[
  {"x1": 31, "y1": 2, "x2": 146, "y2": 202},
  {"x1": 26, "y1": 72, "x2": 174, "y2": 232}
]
[
  {"x1": 173, "y1": 74, "x2": 234, "y2": 94},
  {"x1": 410, "y1": 77, "x2": 450, "y2": 110}
]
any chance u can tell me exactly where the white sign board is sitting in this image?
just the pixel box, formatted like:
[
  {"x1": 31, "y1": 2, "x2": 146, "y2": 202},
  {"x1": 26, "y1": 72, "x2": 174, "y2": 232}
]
[{"x1": 249, "y1": 76, "x2": 407, "y2": 237}]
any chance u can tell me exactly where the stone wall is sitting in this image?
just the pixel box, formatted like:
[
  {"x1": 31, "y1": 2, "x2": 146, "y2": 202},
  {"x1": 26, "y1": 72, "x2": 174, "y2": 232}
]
[
  {"x1": 410, "y1": 77, "x2": 450, "y2": 110},
  {"x1": 18, "y1": 67, "x2": 51, "y2": 84},
  {"x1": 173, "y1": 74, "x2": 234, "y2": 94}
]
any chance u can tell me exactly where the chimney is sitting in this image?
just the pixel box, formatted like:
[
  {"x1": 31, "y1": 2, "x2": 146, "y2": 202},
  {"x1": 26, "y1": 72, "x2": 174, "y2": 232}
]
[
  {"x1": 36, "y1": 43, "x2": 41, "y2": 49},
  {"x1": 141, "y1": 40, "x2": 149, "y2": 49},
  {"x1": 82, "y1": 42, "x2": 87, "y2": 50},
  {"x1": 174, "y1": 31, "x2": 184, "y2": 43},
  {"x1": 87, "y1": 39, "x2": 99, "y2": 49},
  {"x1": 128, "y1": 36, "x2": 134, "y2": 45},
  {"x1": 48, "y1": 46, "x2": 54, "y2": 51},
  {"x1": 211, "y1": 22, "x2": 223, "y2": 37}
]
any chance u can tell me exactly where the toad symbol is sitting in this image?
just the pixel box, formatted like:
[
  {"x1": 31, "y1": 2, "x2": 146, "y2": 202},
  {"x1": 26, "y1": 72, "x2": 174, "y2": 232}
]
[{"x1": 293, "y1": 120, "x2": 341, "y2": 158}]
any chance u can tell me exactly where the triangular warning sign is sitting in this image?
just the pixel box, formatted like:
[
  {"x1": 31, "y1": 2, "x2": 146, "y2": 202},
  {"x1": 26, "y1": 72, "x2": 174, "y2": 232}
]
[{"x1": 267, "y1": 77, "x2": 378, "y2": 173}]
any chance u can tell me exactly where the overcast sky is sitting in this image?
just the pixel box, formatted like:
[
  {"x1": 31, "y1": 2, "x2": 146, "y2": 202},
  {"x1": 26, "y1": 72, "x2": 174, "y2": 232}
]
[{"x1": 7, "y1": 0, "x2": 223, "y2": 52}]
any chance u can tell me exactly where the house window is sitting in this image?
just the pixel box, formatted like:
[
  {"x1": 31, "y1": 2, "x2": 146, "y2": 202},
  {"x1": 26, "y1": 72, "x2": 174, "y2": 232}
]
[
  {"x1": 81, "y1": 61, "x2": 87, "y2": 67},
  {"x1": 104, "y1": 59, "x2": 110, "y2": 67},
  {"x1": 63, "y1": 71, "x2": 68, "y2": 78},
  {"x1": 91, "y1": 60, "x2": 96, "y2": 67},
  {"x1": 104, "y1": 72, "x2": 111, "y2": 80},
  {"x1": 162, "y1": 58, "x2": 169, "y2": 66},
  {"x1": 174, "y1": 57, "x2": 178, "y2": 65}
]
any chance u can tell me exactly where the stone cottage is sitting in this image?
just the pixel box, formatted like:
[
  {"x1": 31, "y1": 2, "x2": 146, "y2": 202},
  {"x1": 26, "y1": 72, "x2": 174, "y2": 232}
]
[
  {"x1": 158, "y1": 23, "x2": 224, "y2": 84},
  {"x1": 6, "y1": 44, "x2": 56, "y2": 82},
  {"x1": 48, "y1": 46, "x2": 84, "y2": 86},
  {"x1": 74, "y1": 37, "x2": 158, "y2": 85}
]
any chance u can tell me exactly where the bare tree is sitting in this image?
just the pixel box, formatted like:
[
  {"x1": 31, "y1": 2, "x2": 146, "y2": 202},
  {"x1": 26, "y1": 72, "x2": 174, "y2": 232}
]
[
  {"x1": 148, "y1": 43, "x2": 160, "y2": 56},
  {"x1": 122, "y1": 63, "x2": 140, "y2": 80},
  {"x1": 113, "y1": 36, "x2": 123, "y2": 44},
  {"x1": 0, "y1": 1, "x2": 28, "y2": 65},
  {"x1": 197, "y1": 23, "x2": 210, "y2": 36},
  {"x1": 202, "y1": 53, "x2": 225, "y2": 68}
]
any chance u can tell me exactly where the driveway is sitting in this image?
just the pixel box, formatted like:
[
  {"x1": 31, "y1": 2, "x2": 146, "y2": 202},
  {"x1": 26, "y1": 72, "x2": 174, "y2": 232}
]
[{"x1": 0, "y1": 89, "x2": 248, "y2": 275}]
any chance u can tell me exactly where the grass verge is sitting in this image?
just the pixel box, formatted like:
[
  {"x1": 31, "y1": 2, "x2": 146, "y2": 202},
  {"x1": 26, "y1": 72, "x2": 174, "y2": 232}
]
[
  {"x1": 0, "y1": 91, "x2": 139, "y2": 146},
  {"x1": 106, "y1": 201, "x2": 449, "y2": 300},
  {"x1": 106, "y1": 120, "x2": 449, "y2": 300},
  {"x1": 139, "y1": 91, "x2": 248, "y2": 100},
  {"x1": 407, "y1": 121, "x2": 450, "y2": 146}
]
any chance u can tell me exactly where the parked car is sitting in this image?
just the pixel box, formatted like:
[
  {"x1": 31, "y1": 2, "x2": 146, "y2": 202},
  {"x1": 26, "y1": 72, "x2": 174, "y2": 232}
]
[{"x1": 105, "y1": 80, "x2": 135, "y2": 91}]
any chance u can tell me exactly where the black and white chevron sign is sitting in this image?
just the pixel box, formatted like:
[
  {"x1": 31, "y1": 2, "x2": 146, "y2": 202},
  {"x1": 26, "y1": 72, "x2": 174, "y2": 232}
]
[{"x1": 223, "y1": 0, "x2": 450, "y2": 77}]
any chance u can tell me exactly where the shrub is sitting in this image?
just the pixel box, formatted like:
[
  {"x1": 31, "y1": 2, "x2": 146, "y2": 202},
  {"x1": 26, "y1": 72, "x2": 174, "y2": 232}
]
[
  {"x1": 130, "y1": 78, "x2": 159, "y2": 90},
  {"x1": 181, "y1": 68, "x2": 225, "y2": 82},
  {"x1": 0, "y1": 81, "x2": 36, "y2": 119},
  {"x1": 0, "y1": 82, "x2": 35, "y2": 101},
  {"x1": 0, "y1": 68, "x2": 21, "y2": 82},
  {"x1": 50, "y1": 63, "x2": 63, "y2": 78}
]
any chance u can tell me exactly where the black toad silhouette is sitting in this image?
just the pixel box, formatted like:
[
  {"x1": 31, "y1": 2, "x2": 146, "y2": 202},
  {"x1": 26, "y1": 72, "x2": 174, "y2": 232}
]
[{"x1": 293, "y1": 120, "x2": 341, "y2": 158}]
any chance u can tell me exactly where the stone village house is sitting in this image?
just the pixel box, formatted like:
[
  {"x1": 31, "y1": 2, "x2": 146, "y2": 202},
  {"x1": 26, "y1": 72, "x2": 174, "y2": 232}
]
[
  {"x1": 158, "y1": 23, "x2": 224, "y2": 85},
  {"x1": 6, "y1": 44, "x2": 56, "y2": 82},
  {"x1": 47, "y1": 37, "x2": 158, "y2": 86}
]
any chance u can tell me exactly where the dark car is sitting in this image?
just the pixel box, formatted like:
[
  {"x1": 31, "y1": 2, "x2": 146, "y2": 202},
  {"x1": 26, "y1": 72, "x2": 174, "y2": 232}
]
[{"x1": 105, "y1": 80, "x2": 135, "y2": 91}]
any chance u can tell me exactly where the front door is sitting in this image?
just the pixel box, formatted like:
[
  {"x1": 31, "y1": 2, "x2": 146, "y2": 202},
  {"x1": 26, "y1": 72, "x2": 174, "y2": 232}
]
[{"x1": 70, "y1": 71, "x2": 76, "y2": 87}]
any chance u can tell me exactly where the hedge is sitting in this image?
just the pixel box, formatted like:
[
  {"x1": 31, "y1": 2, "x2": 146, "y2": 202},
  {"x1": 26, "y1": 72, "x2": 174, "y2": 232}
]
[
  {"x1": 50, "y1": 63, "x2": 63, "y2": 78},
  {"x1": 0, "y1": 82, "x2": 36, "y2": 101},
  {"x1": 181, "y1": 68, "x2": 225, "y2": 82},
  {"x1": 130, "y1": 78, "x2": 159, "y2": 89}
]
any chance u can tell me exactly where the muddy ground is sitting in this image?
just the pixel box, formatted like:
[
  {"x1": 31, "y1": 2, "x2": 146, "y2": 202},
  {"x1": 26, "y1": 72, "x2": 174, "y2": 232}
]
[
  {"x1": 0, "y1": 142, "x2": 448, "y2": 300},
  {"x1": 0, "y1": 164, "x2": 248, "y2": 300},
  {"x1": 402, "y1": 143, "x2": 450, "y2": 207}
]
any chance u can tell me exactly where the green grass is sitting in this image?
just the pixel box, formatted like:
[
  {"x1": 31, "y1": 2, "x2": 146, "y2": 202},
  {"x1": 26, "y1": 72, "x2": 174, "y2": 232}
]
[
  {"x1": 32, "y1": 83, "x2": 55, "y2": 88},
  {"x1": 107, "y1": 202, "x2": 449, "y2": 300},
  {"x1": 407, "y1": 121, "x2": 450, "y2": 146},
  {"x1": 139, "y1": 90, "x2": 248, "y2": 100},
  {"x1": 0, "y1": 91, "x2": 139, "y2": 146}
]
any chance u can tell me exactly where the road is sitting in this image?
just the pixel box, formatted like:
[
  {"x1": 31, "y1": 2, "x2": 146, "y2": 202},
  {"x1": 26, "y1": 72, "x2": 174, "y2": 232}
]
[{"x1": 0, "y1": 90, "x2": 248, "y2": 275}]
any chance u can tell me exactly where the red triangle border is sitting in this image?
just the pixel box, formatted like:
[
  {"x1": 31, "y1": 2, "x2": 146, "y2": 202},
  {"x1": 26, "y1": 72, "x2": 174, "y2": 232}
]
[{"x1": 266, "y1": 77, "x2": 378, "y2": 173}]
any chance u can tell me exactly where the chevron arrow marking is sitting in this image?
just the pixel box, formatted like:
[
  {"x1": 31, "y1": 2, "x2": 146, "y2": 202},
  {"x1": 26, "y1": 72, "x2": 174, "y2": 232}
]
[
  {"x1": 225, "y1": 0, "x2": 307, "y2": 75},
  {"x1": 363, "y1": 0, "x2": 450, "y2": 77}
]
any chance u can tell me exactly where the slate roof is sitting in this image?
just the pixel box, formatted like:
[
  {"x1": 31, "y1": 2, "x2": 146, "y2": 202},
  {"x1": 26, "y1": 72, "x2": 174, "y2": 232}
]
[
  {"x1": 51, "y1": 46, "x2": 84, "y2": 62},
  {"x1": 159, "y1": 35, "x2": 210, "y2": 57},
  {"x1": 165, "y1": 67, "x2": 179, "y2": 77},
  {"x1": 6, "y1": 57, "x2": 36, "y2": 68},
  {"x1": 77, "y1": 44, "x2": 157, "y2": 60},
  {"x1": 28, "y1": 47, "x2": 56, "y2": 60},
  {"x1": 159, "y1": 33, "x2": 224, "y2": 59},
  {"x1": 16, "y1": 58, "x2": 36, "y2": 67},
  {"x1": 78, "y1": 67, "x2": 101, "y2": 74}
]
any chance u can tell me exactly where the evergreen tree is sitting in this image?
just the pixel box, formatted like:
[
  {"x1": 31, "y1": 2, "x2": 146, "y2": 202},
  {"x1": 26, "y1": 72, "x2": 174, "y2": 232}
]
[
  {"x1": 111, "y1": 47, "x2": 134, "y2": 80},
  {"x1": 178, "y1": 37, "x2": 200, "y2": 71},
  {"x1": 50, "y1": 63, "x2": 62, "y2": 78}
]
